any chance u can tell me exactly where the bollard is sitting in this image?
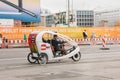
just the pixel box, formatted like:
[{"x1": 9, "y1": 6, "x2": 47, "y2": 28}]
[
  {"x1": 100, "y1": 36, "x2": 110, "y2": 50},
  {"x1": 102, "y1": 38, "x2": 106, "y2": 48}
]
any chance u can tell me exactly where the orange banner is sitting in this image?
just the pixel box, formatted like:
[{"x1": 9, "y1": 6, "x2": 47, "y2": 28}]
[{"x1": 0, "y1": 27, "x2": 120, "y2": 40}]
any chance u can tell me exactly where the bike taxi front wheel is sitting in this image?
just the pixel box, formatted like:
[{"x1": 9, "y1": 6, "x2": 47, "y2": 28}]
[
  {"x1": 27, "y1": 53, "x2": 37, "y2": 64},
  {"x1": 72, "y1": 52, "x2": 81, "y2": 62}
]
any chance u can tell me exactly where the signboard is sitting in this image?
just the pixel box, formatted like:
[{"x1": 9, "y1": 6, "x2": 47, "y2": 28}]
[
  {"x1": 0, "y1": 19, "x2": 14, "y2": 27},
  {"x1": 0, "y1": 0, "x2": 40, "y2": 22}
]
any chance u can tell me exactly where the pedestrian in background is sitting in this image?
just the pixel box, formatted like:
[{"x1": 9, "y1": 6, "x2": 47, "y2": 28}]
[
  {"x1": 91, "y1": 32, "x2": 96, "y2": 39},
  {"x1": 23, "y1": 34, "x2": 27, "y2": 46},
  {"x1": 2, "y1": 37, "x2": 5, "y2": 48},
  {"x1": 91, "y1": 32, "x2": 96, "y2": 45},
  {"x1": 24, "y1": 34, "x2": 27, "y2": 42},
  {"x1": 3, "y1": 37, "x2": 8, "y2": 48},
  {"x1": 24, "y1": 34, "x2": 27, "y2": 40},
  {"x1": 82, "y1": 30, "x2": 88, "y2": 39},
  {"x1": 5, "y1": 37, "x2": 8, "y2": 48},
  {"x1": 0, "y1": 34, "x2": 2, "y2": 48}
]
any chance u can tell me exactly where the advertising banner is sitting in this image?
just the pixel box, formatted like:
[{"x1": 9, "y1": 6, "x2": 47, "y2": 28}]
[
  {"x1": 0, "y1": 27, "x2": 120, "y2": 40},
  {"x1": 0, "y1": 0, "x2": 40, "y2": 22}
]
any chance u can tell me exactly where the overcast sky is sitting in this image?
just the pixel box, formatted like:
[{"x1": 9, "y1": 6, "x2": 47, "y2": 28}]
[{"x1": 41, "y1": 0, "x2": 120, "y2": 13}]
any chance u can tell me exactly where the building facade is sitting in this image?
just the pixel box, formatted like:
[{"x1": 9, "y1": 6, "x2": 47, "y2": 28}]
[
  {"x1": 40, "y1": 10, "x2": 94, "y2": 27},
  {"x1": 45, "y1": 14, "x2": 54, "y2": 27},
  {"x1": 39, "y1": 9, "x2": 54, "y2": 27},
  {"x1": 75, "y1": 10, "x2": 94, "y2": 27},
  {"x1": 95, "y1": 9, "x2": 120, "y2": 27},
  {"x1": 39, "y1": 14, "x2": 54, "y2": 27}
]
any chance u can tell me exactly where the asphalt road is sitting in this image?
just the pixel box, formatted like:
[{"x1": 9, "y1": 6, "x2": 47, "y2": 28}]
[{"x1": 0, "y1": 45, "x2": 120, "y2": 80}]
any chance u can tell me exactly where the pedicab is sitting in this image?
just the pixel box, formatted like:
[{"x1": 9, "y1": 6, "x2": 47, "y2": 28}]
[{"x1": 27, "y1": 30, "x2": 81, "y2": 64}]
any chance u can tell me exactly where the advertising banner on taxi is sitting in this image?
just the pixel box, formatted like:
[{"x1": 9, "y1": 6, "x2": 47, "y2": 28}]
[{"x1": 0, "y1": 0, "x2": 40, "y2": 22}]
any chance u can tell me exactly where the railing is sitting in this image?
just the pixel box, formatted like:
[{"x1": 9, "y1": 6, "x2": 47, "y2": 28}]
[{"x1": 0, "y1": 37, "x2": 119, "y2": 48}]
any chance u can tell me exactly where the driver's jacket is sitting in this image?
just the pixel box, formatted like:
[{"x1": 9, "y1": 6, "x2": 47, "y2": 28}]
[{"x1": 51, "y1": 39, "x2": 64, "y2": 52}]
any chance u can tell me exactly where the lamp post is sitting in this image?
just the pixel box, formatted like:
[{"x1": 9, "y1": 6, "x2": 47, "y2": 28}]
[
  {"x1": 68, "y1": 0, "x2": 70, "y2": 27},
  {"x1": 66, "y1": 0, "x2": 70, "y2": 27}
]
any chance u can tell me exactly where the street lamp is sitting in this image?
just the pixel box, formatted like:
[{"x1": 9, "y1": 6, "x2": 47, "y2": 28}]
[
  {"x1": 68, "y1": 0, "x2": 70, "y2": 27},
  {"x1": 66, "y1": 0, "x2": 70, "y2": 27}
]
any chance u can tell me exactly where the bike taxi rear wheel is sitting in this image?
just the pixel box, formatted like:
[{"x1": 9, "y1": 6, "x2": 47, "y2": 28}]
[
  {"x1": 39, "y1": 53, "x2": 48, "y2": 64},
  {"x1": 27, "y1": 53, "x2": 37, "y2": 64},
  {"x1": 72, "y1": 52, "x2": 81, "y2": 62}
]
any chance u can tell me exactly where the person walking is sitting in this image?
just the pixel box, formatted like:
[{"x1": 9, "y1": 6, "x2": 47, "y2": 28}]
[
  {"x1": 91, "y1": 32, "x2": 96, "y2": 39},
  {"x1": 24, "y1": 34, "x2": 27, "y2": 41},
  {"x1": 91, "y1": 32, "x2": 96, "y2": 45},
  {"x1": 3, "y1": 37, "x2": 8, "y2": 48},
  {"x1": 82, "y1": 30, "x2": 88, "y2": 39},
  {"x1": 0, "y1": 34, "x2": 2, "y2": 48}
]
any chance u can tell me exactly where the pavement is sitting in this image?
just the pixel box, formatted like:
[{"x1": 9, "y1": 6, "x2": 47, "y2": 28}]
[{"x1": 0, "y1": 45, "x2": 120, "y2": 80}]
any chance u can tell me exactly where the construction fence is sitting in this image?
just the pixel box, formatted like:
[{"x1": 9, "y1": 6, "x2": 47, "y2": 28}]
[
  {"x1": 0, "y1": 27, "x2": 120, "y2": 40},
  {"x1": 0, "y1": 27, "x2": 119, "y2": 48}
]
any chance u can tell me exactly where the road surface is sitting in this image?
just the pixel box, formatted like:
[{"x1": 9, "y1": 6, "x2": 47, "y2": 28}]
[{"x1": 0, "y1": 45, "x2": 120, "y2": 80}]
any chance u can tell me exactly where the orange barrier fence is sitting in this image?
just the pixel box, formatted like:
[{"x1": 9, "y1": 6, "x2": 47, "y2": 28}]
[
  {"x1": 73, "y1": 37, "x2": 120, "y2": 45},
  {"x1": 0, "y1": 37, "x2": 119, "y2": 48},
  {"x1": 0, "y1": 27, "x2": 120, "y2": 40}
]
